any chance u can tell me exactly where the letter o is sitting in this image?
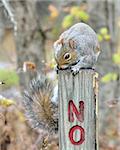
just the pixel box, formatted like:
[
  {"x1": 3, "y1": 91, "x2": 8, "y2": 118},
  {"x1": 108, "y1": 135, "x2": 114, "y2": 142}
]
[{"x1": 69, "y1": 125, "x2": 85, "y2": 145}]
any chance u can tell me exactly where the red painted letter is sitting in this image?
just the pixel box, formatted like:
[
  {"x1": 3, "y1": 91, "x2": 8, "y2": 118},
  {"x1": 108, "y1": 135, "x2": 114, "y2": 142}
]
[
  {"x1": 69, "y1": 125, "x2": 85, "y2": 145},
  {"x1": 68, "y1": 100, "x2": 84, "y2": 122}
]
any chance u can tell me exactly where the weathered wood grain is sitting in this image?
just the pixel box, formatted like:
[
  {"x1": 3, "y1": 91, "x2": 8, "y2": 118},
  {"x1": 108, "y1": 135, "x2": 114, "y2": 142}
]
[{"x1": 58, "y1": 69, "x2": 99, "y2": 150}]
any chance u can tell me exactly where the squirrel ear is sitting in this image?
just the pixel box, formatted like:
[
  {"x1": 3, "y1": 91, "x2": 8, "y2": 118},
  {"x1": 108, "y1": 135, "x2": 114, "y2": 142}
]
[
  {"x1": 69, "y1": 39, "x2": 77, "y2": 49},
  {"x1": 57, "y1": 38, "x2": 64, "y2": 46},
  {"x1": 53, "y1": 38, "x2": 64, "y2": 49},
  {"x1": 54, "y1": 38, "x2": 64, "y2": 50}
]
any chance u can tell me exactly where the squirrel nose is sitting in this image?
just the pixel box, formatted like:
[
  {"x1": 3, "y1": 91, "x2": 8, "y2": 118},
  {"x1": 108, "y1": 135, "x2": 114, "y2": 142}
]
[{"x1": 59, "y1": 65, "x2": 69, "y2": 70}]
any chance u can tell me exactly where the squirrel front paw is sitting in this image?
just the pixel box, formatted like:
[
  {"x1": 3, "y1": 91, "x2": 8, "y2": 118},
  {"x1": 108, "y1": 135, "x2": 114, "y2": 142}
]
[
  {"x1": 71, "y1": 66, "x2": 80, "y2": 75},
  {"x1": 71, "y1": 66, "x2": 95, "y2": 75}
]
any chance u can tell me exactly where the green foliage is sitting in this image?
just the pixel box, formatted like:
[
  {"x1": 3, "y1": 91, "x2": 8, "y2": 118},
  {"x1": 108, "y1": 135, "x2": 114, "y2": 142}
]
[
  {"x1": 112, "y1": 53, "x2": 120, "y2": 65},
  {"x1": 0, "y1": 69, "x2": 19, "y2": 88},
  {"x1": 62, "y1": 15, "x2": 74, "y2": 28},
  {"x1": 75, "y1": 10, "x2": 89, "y2": 22},
  {"x1": 97, "y1": 34, "x2": 103, "y2": 42},
  {"x1": 101, "y1": 72, "x2": 118, "y2": 83},
  {"x1": 0, "y1": 97, "x2": 16, "y2": 107},
  {"x1": 70, "y1": 6, "x2": 80, "y2": 16},
  {"x1": 97, "y1": 27, "x2": 111, "y2": 42},
  {"x1": 62, "y1": 6, "x2": 89, "y2": 29},
  {"x1": 70, "y1": 6, "x2": 89, "y2": 22},
  {"x1": 104, "y1": 34, "x2": 111, "y2": 41},
  {"x1": 100, "y1": 27, "x2": 108, "y2": 35}
]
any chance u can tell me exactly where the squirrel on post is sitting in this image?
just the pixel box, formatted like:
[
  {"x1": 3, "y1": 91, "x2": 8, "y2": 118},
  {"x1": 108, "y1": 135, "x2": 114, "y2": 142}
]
[
  {"x1": 54, "y1": 23, "x2": 100, "y2": 75},
  {"x1": 23, "y1": 23, "x2": 100, "y2": 134}
]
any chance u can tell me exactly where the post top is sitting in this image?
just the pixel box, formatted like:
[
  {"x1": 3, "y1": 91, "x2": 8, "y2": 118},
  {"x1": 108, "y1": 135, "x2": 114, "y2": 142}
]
[{"x1": 58, "y1": 69, "x2": 98, "y2": 76}]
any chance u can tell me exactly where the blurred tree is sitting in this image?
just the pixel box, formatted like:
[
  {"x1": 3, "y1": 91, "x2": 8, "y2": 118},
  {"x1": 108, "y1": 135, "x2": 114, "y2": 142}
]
[{"x1": 10, "y1": 0, "x2": 52, "y2": 89}]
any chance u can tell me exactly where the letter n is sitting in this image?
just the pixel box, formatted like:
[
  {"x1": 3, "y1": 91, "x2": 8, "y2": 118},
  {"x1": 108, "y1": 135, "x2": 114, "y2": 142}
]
[{"x1": 68, "y1": 100, "x2": 84, "y2": 122}]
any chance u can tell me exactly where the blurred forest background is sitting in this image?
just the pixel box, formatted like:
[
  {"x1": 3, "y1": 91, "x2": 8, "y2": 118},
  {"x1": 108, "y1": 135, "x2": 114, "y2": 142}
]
[{"x1": 0, "y1": 0, "x2": 120, "y2": 150}]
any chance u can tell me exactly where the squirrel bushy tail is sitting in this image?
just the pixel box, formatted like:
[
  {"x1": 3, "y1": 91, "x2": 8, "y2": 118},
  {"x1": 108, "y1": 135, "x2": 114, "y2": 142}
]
[{"x1": 23, "y1": 75, "x2": 58, "y2": 134}]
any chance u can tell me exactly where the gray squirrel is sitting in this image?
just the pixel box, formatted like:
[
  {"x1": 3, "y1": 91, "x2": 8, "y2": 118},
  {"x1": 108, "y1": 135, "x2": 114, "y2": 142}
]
[
  {"x1": 54, "y1": 23, "x2": 100, "y2": 75},
  {"x1": 23, "y1": 23, "x2": 100, "y2": 134}
]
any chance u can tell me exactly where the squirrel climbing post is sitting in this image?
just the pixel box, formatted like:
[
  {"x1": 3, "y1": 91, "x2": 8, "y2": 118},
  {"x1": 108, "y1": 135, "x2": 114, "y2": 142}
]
[
  {"x1": 58, "y1": 69, "x2": 99, "y2": 150},
  {"x1": 22, "y1": 22, "x2": 100, "y2": 149}
]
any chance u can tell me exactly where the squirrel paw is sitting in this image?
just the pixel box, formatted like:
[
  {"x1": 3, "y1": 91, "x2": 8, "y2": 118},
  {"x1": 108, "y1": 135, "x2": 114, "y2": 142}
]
[{"x1": 71, "y1": 66, "x2": 80, "y2": 75}]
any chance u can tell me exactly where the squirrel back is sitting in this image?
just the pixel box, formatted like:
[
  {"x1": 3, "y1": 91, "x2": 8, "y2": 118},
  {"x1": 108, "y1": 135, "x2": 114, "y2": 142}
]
[{"x1": 23, "y1": 74, "x2": 58, "y2": 134}]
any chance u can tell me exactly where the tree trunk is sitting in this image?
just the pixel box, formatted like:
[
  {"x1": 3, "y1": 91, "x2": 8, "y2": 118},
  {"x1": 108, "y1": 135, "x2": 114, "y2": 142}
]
[{"x1": 11, "y1": 0, "x2": 48, "y2": 89}]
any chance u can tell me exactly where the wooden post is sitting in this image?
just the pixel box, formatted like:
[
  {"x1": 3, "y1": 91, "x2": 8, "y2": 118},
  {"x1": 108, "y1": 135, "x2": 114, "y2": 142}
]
[{"x1": 58, "y1": 69, "x2": 99, "y2": 150}]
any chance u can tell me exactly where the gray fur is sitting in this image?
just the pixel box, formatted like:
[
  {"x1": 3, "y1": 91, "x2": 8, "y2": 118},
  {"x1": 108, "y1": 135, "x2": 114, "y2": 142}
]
[{"x1": 54, "y1": 23, "x2": 100, "y2": 74}]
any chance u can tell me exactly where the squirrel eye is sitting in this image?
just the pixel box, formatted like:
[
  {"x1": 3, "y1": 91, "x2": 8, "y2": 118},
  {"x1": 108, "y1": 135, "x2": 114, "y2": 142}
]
[{"x1": 64, "y1": 53, "x2": 71, "y2": 60}]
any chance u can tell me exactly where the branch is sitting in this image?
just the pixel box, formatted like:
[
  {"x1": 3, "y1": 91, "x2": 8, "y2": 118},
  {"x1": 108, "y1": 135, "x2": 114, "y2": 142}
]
[{"x1": 1, "y1": 0, "x2": 17, "y2": 32}]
